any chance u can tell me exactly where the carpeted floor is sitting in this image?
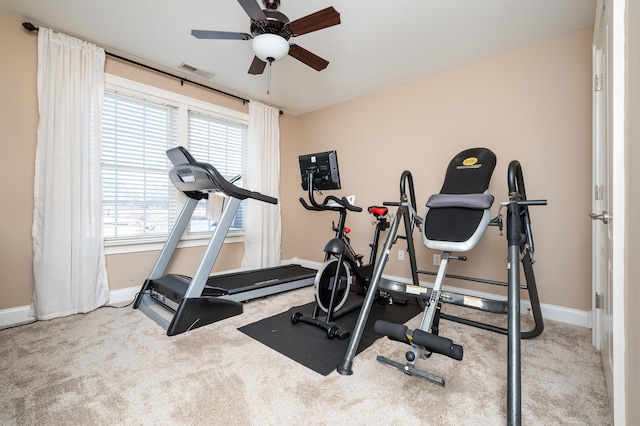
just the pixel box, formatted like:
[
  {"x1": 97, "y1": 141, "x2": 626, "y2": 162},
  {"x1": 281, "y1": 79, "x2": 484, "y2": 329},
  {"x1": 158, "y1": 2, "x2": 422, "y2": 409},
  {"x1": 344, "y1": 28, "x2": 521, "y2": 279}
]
[{"x1": 0, "y1": 286, "x2": 612, "y2": 425}]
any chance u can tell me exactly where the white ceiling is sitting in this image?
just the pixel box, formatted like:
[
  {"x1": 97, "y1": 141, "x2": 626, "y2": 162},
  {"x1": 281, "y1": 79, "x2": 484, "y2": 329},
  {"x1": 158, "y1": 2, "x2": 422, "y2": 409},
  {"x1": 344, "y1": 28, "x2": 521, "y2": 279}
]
[{"x1": 1, "y1": 0, "x2": 596, "y2": 115}]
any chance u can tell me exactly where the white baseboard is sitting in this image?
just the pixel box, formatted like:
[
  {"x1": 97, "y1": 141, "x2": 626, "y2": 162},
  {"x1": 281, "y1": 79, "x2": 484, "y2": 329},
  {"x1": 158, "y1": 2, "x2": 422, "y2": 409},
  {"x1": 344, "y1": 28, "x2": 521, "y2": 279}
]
[
  {"x1": 0, "y1": 306, "x2": 35, "y2": 327},
  {"x1": 283, "y1": 258, "x2": 591, "y2": 328},
  {"x1": 0, "y1": 287, "x2": 142, "y2": 327},
  {"x1": 0, "y1": 258, "x2": 590, "y2": 329},
  {"x1": 380, "y1": 272, "x2": 591, "y2": 328},
  {"x1": 108, "y1": 286, "x2": 142, "y2": 305}
]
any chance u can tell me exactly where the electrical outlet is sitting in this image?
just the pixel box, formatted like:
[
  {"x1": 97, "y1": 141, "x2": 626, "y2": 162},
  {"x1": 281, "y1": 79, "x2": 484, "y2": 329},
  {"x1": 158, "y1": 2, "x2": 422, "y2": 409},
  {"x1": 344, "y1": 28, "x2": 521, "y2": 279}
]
[
  {"x1": 398, "y1": 249, "x2": 405, "y2": 261},
  {"x1": 433, "y1": 254, "x2": 441, "y2": 266}
]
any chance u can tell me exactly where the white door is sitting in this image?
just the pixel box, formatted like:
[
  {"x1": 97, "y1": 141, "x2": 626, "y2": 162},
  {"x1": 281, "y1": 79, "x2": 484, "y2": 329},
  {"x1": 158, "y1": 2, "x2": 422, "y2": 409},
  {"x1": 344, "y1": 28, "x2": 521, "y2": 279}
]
[
  {"x1": 591, "y1": 0, "x2": 611, "y2": 385},
  {"x1": 591, "y1": 0, "x2": 625, "y2": 422}
]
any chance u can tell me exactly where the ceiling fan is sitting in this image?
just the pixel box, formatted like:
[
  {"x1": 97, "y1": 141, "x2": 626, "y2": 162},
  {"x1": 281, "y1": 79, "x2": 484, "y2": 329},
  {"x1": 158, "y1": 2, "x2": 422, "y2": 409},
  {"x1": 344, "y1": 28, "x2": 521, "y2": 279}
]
[{"x1": 191, "y1": 0, "x2": 340, "y2": 75}]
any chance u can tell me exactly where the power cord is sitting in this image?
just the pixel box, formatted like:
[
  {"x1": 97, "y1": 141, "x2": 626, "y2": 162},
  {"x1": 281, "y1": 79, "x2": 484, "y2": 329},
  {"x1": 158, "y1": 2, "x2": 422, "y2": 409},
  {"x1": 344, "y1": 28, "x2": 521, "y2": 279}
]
[{"x1": 0, "y1": 319, "x2": 38, "y2": 331}]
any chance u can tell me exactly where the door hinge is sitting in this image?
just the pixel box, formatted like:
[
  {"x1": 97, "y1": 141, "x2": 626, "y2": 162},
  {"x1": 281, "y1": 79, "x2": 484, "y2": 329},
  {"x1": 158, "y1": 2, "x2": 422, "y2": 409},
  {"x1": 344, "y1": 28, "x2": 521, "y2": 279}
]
[
  {"x1": 595, "y1": 74, "x2": 603, "y2": 91},
  {"x1": 595, "y1": 292, "x2": 603, "y2": 309},
  {"x1": 594, "y1": 185, "x2": 604, "y2": 200}
]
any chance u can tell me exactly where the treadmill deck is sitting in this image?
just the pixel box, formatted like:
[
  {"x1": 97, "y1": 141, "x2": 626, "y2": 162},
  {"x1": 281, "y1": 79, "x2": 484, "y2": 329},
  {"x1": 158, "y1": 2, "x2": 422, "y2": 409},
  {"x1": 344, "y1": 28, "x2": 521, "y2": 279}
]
[{"x1": 150, "y1": 264, "x2": 317, "y2": 310}]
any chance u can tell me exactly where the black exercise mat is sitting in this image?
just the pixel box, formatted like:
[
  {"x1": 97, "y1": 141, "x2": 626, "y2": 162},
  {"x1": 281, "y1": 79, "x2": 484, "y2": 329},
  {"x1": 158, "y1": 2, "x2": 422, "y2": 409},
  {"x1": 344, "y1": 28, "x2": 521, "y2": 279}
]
[{"x1": 238, "y1": 298, "x2": 422, "y2": 376}]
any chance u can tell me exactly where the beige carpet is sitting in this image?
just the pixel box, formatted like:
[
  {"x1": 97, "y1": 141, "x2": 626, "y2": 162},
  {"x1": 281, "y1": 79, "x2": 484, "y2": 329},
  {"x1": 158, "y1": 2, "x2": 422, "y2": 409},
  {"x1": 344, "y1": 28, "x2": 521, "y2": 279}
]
[{"x1": 0, "y1": 286, "x2": 611, "y2": 425}]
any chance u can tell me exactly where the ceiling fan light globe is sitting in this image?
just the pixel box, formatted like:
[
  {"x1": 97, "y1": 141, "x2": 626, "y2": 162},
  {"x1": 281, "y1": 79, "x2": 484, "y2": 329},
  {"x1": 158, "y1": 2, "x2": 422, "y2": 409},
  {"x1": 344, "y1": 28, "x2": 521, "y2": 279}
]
[{"x1": 252, "y1": 34, "x2": 289, "y2": 62}]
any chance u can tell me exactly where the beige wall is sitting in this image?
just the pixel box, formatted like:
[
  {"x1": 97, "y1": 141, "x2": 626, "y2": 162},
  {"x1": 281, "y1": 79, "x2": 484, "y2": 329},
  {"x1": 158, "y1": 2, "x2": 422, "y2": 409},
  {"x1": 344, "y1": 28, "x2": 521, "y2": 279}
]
[
  {"x1": 0, "y1": 14, "x2": 247, "y2": 309},
  {"x1": 0, "y1": 12, "x2": 592, "y2": 313},
  {"x1": 281, "y1": 27, "x2": 594, "y2": 311},
  {"x1": 1, "y1": 14, "x2": 38, "y2": 310}
]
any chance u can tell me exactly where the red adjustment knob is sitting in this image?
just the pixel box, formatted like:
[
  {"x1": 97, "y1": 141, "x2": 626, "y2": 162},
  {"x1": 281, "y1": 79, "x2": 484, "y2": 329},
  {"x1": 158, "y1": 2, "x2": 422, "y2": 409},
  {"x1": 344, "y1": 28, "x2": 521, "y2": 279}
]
[{"x1": 344, "y1": 227, "x2": 351, "y2": 234}]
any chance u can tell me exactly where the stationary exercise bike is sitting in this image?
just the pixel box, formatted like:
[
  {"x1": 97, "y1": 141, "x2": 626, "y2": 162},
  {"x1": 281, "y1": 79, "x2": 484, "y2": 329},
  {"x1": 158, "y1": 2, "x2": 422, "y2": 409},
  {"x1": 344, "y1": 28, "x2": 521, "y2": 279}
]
[{"x1": 290, "y1": 151, "x2": 390, "y2": 339}]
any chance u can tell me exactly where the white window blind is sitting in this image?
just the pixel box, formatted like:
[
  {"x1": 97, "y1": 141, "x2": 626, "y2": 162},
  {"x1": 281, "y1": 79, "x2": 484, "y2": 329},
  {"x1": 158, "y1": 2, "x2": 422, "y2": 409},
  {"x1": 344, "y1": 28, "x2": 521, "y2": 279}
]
[
  {"x1": 101, "y1": 77, "x2": 248, "y2": 247},
  {"x1": 187, "y1": 111, "x2": 247, "y2": 234},
  {"x1": 102, "y1": 92, "x2": 177, "y2": 240}
]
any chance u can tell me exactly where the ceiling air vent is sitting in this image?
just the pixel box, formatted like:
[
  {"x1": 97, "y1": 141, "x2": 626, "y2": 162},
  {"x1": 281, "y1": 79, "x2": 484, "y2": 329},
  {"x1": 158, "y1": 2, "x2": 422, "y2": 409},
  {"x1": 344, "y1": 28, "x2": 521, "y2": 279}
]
[{"x1": 178, "y1": 63, "x2": 214, "y2": 79}]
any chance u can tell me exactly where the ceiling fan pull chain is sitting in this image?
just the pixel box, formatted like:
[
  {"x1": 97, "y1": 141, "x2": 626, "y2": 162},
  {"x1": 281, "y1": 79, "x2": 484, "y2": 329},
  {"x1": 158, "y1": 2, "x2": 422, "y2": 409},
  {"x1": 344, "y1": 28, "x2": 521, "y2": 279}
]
[{"x1": 267, "y1": 60, "x2": 272, "y2": 105}]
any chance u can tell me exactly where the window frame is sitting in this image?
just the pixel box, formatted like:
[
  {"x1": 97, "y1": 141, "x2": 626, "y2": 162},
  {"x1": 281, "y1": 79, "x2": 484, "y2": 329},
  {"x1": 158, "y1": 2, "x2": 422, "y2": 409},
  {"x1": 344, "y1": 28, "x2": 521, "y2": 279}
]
[{"x1": 103, "y1": 74, "x2": 248, "y2": 255}]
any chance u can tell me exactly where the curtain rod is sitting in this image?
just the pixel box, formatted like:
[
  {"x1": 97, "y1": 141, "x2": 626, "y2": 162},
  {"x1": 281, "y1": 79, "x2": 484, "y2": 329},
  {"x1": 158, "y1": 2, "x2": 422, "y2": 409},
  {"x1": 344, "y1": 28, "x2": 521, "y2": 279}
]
[{"x1": 21, "y1": 21, "x2": 273, "y2": 110}]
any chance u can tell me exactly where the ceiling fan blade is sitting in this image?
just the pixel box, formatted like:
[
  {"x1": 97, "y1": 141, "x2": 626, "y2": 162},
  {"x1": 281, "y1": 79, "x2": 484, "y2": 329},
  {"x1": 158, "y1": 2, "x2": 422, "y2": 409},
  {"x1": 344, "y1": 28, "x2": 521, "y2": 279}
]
[
  {"x1": 237, "y1": 0, "x2": 267, "y2": 22},
  {"x1": 288, "y1": 7, "x2": 341, "y2": 36},
  {"x1": 288, "y1": 44, "x2": 329, "y2": 71},
  {"x1": 191, "y1": 30, "x2": 252, "y2": 40},
  {"x1": 248, "y1": 56, "x2": 267, "y2": 74}
]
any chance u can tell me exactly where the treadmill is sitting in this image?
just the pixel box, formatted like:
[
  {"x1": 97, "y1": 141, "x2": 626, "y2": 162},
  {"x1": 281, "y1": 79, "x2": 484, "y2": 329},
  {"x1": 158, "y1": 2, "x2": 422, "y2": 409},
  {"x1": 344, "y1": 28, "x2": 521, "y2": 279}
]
[{"x1": 133, "y1": 146, "x2": 315, "y2": 336}]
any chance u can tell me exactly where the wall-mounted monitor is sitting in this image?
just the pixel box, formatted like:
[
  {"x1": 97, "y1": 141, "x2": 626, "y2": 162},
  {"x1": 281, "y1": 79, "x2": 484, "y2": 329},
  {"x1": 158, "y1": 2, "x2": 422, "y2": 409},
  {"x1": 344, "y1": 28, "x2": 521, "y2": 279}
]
[{"x1": 299, "y1": 150, "x2": 341, "y2": 191}]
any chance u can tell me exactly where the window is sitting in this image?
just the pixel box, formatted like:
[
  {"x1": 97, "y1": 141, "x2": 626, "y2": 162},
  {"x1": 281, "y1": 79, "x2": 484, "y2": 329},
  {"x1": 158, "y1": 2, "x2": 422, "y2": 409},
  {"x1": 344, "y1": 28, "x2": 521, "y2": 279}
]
[
  {"x1": 102, "y1": 92, "x2": 178, "y2": 240},
  {"x1": 187, "y1": 111, "x2": 247, "y2": 234},
  {"x1": 102, "y1": 75, "x2": 248, "y2": 249}
]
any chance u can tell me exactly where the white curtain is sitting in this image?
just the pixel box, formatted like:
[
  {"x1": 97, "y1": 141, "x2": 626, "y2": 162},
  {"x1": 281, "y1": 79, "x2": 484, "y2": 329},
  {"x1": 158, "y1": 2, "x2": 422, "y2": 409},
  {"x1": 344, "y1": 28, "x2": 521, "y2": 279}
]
[
  {"x1": 241, "y1": 101, "x2": 282, "y2": 269},
  {"x1": 30, "y1": 28, "x2": 109, "y2": 320}
]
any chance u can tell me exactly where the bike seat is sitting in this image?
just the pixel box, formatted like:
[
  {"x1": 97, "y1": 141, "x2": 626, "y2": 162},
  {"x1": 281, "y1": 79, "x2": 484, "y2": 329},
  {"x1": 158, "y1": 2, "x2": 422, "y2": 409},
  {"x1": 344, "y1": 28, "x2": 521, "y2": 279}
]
[{"x1": 368, "y1": 206, "x2": 388, "y2": 218}]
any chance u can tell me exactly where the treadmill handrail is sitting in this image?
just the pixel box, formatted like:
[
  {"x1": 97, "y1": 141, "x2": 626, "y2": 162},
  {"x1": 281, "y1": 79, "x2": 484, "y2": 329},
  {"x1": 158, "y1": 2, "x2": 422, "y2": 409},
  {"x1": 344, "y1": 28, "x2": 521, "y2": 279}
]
[{"x1": 167, "y1": 146, "x2": 277, "y2": 205}]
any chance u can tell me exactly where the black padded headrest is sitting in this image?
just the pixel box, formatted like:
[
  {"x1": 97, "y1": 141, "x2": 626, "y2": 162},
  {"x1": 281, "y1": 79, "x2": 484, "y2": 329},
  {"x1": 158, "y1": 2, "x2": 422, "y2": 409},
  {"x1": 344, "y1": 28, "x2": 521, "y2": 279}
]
[{"x1": 439, "y1": 148, "x2": 496, "y2": 194}]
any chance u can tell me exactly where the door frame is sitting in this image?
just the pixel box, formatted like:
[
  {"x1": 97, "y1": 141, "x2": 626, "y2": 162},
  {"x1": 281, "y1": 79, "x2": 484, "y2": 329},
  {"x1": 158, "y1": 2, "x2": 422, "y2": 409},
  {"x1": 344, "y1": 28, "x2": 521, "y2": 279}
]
[{"x1": 591, "y1": 0, "x2": 626, "y2": 423}]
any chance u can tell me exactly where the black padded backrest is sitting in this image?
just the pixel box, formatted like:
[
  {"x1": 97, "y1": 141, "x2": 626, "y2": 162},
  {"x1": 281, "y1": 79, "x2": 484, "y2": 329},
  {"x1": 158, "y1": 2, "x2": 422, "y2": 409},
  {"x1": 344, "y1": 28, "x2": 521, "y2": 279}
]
[{"x1": 424, "y1": 147, "x2": 496, "y2": 243}]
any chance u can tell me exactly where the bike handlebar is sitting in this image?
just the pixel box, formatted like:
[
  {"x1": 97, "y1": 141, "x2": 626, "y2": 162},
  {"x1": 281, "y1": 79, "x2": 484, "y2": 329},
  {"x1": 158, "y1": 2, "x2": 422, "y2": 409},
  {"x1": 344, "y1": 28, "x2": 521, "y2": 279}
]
[
  {"x1": 299, "y1": 194, "x2": 362, "y2": 212},
  {"x1": 301, "y1": 168, "x2": 363, "y2": 213}
]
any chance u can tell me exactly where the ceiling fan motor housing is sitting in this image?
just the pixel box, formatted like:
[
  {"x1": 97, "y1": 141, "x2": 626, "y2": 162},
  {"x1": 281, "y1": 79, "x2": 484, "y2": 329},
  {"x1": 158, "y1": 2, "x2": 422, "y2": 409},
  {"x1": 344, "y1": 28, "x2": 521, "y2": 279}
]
[{"x1": 251, "y1": 10, "x2": 291, "y2": 39}]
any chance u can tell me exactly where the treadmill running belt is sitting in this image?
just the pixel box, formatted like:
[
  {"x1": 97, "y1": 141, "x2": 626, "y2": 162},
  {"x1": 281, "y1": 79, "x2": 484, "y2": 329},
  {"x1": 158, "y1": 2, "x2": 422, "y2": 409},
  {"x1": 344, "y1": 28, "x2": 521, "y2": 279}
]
[{"x1": 207, "y1": 264, "x2": 316, "y2": 294}]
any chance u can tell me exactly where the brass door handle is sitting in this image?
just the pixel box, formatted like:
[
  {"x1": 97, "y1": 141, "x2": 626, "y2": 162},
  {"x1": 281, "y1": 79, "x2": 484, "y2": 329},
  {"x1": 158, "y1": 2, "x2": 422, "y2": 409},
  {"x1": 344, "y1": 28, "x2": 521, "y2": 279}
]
[{"x1": 590, "y1": 210, "x2": 611, "y2": 224}]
